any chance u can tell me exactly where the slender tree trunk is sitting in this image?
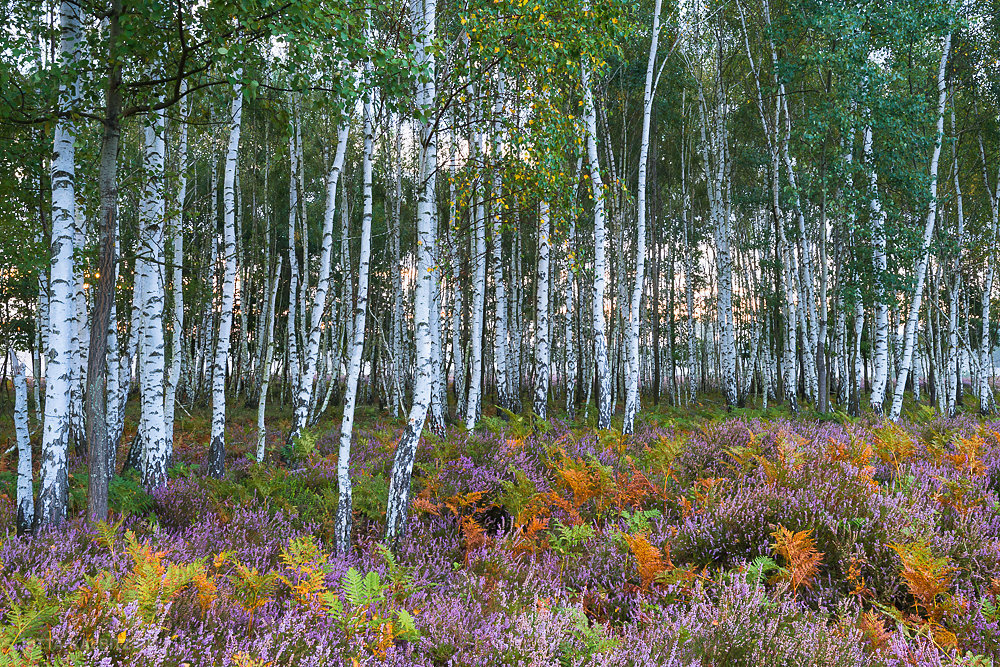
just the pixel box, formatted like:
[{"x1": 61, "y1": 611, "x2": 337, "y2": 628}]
[
  {"x1": 137, "y1": 104, "x2": 170, "y2": 488},
  {"x1": 335, "y1": 79, "x2": 375, "y2": 555},
  {"x1": 165, "y1": 83, "x2": 188, "y2": 451},
  {"x1": 386, "y1": 0, "x2": 437, "y2": 546},
  {"x1": 534, "y1": 201, "x2": 551, "y2": 418},
  {"x1": 206, "y1": 82, "x2": 244, "y2": 478},
  {"x1": 582, "y1": 59, "x2": 612, "y2": 429},
  {"x1": 888, "y1": 23, "x2": 953, "y2": 421},
  {"x1": 290, "y1": 121, "x2": 349, "y2": 442},
  {"x1": 979, "y1": 136, "x2": 999, "y2": 414},
  {"x1": 866, "y1": 122, "x2": 890, "y2": 415},
  {"x1": 256, "y1": 255, "x2": 283, "y2": 461},
  {"x1": 10, "y1": 350, "x2": 33, "y2": 533},
  {"x1": 564, "y1": 160, "x2": 580, "y2": 416},
  {"x1": 624, "y1": 0, "x2": 661, "y2": 433},
  {"x1": 391, "y1": 120, "x2": 404, "y2": 417}
]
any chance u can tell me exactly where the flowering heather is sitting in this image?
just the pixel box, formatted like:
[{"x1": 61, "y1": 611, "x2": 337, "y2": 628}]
[{"x1": 1, "y1": 414, "x2": 999, "y2": 665}]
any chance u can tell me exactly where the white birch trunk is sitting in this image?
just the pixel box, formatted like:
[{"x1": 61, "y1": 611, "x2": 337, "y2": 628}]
[
  {"x1": 888, "y1": 26, "x2": 953, "y2": 421},
  {"x1": 165, "y1": 86, "x2": 188, "y2": 435},
  {"x1": 564, "y1": 159, "x2": 580, "y2": 416},
  {"x1": 291, "y1": 121, "x2": 349, "y2": 441},
  {"x1": 390, "y1": 120, "x2": 405, "y2": 417},
  {"x1": 10, "y1": 350, "x2": 33, "y2": 532},
  {"x1": 865, "y1": 123, "x2": 890, "y2": 414},
  {"x1": 582, "y1": 60, "x2": 613, "y2": 429},
  {"x1": 37, "y1": 0, "x2": 82, "y2": 528},
  {"x1": 138, "y1": 107, "x2": 169, "y2": 488},
  {"x1": 464, "y1": 125, "x2": 487, "y2": 428},
  {"x1": 448, "y1": 125, "x2": 465, "y2": 419},
  {"x1": 490, "y1": 73, "x2": 511, "y2": 413},
  {"x1": 386, "y1": 0, "x2": 437, "y2": 544},
  {"x1": 534, "y1": 201, "x2": 551, "y2": 418},
  {"x1": 256, "y1": 255, "x2": 283, "y2": 461},
  {"x1": 206, "y1": 82, "x2": 243, "y2": 477},
  {"x1": 979, "y1": 136, "x2": 999, "y2": 414},
  {"x1": 624, "y1": 0, "x2": 661, "y2": 433},
  {"x1": 335, "y1": 81, "x2": 374, "y2": 555}
]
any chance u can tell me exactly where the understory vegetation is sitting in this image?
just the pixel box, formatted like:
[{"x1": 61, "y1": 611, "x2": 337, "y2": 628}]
[{"x1": 1, "y1": 400, "x2": 998, "y2": 666}]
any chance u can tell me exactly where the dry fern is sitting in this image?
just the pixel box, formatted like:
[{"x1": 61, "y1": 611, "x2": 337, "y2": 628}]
[
  {"x1": 461, "y1": 516, "x2": 488, "y2": 563},
  {"x1": 858, "y1": 610, "x2": 893, "y2": 651},
  {"x1": 889, "y1": 541, "x2": 954, "y2": 617},
  {"x1": 506, "y1": 515, "x2": 549, "y2": 557},
  {"x1": 559, "y1": 468, "x2": 596, "y2": 506},
  {"x1": 770, "y1": 525, "x2": 822, "y2": 594},
  {"x1": 623, "y1": 534, "x2": 668, "y2": 588},
  {"x1": 950, "y1": 435, "x2": 986, "y2": 476}
]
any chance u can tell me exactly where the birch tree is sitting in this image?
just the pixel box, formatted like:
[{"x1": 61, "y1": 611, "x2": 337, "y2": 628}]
[
  {"x1": 37, "y1": 0, "x2": 83, "y2": 529},
  {"x1": 206, "y1": 81, "x2": 244, "y2": 478},
  {"x1": 623, "y1": 0, "x2": 662, "y2": 433},
  {"x1": 888, "y1": 15, "x2": 955, "y2": 421},
  {"x1": 533, "y1": 201, "x2": 551, "y2": 418},
  {"x1": 335, "y1": 34, "x2": 375, "y2": 554},
  {"x1": 582, "y1": 55, "x2": 613, "y2": 429},
  {"x1": 386, "y1": 0, "x2": 438, "y2": 545}
]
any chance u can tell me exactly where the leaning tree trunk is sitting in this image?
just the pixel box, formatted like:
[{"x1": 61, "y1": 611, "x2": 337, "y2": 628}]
[
  {"x1": 624, "y1": 0, "x2": 661, "y2": 433},
  {"x1": 386, "y1": 0, "x2": 437, "y2": 546},
  {"x1": 291, "y1": 119, "x2": 349, "y2": 443},
  {"x1": 206, "y1": 82, "x2": 244, "y2": 478},
  {"x1": 256, "y1": 255, "x2": 283, "y2": 461},
  {"x1": 335, "y1": 82, "x2": 375, "y2": 555},
  {"x1": 888, "y1": 22, "x2": 953, "y2": 421}
]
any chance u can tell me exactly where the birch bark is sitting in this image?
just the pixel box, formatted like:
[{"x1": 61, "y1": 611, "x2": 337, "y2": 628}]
[
  {"x1": 206, "y1": 82, "x2": 243, "y2": 478},
  {"x1": 37, "y1": 0, "x2": 82, "y2": 528},
  {"x1": 138, "y1": 107, "x2": 169, "y2": 488},
  {"x1": 291, "y1": 121, "x2": 349, "y2": 442},
  {"x1": 335, "y1": 75, "x2": 374, "y2": 554},
  {"x1": 10, "y1": 350, "x2": 33, "y2": 533},
  {"x1": 534, "y1": 201, "x2": 551, "y2": 418},
  {"x1": 386, "y1": 0, "x2": 437, "y2": 545},
  {"x1": 888, "y1": 23, "x2": 954, "y2": 421},
  {"x1": 582, "y1": 59, "x2": 612, "y2": 429},
  {"x1": 624, "y1": 0, "x2": 662, "y2": 433}
]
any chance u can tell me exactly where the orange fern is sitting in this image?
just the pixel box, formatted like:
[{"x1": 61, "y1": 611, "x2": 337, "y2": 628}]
[
  {"x1": 507, "y1": 516, "x2": 549, "y2": 557},
  {"x1": 857, "y1": 610, "x2": 893, "y2": 651},
  {"x1": 889, "y1": 541, "x2": 954, "y2": 617},
  {"x1": 411, "y1": 495, "x2": 442, "y2": 516},
  {"x1": 623, "y1": 534, "x2": 669, "y2": 588},
  {"x1": 460, "y1": 516, "x2": 490, "y2": 566},
  {"x1": 770, "y1": 525, "x2": 822, "y2": 594},
  {"x1": 444, "y1": 491, "x2": 486, "y2": 518},
  {"x1": 559, "y1": 468, "x2": 596, "y2": 506},
  {"x1": 950, "y1": 435, "x2": 985, "y2": 476}
]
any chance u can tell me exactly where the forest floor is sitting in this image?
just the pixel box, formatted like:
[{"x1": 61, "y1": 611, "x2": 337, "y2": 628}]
[{"x1": 0, "y1": 393, "x2": 998, "y2": 665}]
